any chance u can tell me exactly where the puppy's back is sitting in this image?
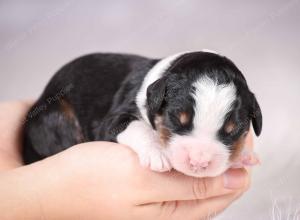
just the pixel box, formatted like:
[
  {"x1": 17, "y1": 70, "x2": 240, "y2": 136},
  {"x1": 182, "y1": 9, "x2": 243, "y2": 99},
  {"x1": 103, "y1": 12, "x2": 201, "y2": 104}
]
[{"x1": 22, "y1": 53, "x2": 155, "y2": 164}]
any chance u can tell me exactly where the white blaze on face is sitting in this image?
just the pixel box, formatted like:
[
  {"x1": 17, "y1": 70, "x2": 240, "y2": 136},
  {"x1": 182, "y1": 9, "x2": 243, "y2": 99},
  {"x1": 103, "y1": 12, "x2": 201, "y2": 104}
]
[
  {"x1": 192, "y1": 76, "x2": 236, "y2": 134},
  {"x1": 167, "y1": 76, "x2": 237, "y2": 177}
]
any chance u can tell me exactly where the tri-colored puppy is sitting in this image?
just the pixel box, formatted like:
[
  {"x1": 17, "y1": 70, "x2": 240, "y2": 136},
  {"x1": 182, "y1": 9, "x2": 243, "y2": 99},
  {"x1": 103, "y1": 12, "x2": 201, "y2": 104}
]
[{"x1": 23, "y1": 51, "x2": 262, "y2": 177}]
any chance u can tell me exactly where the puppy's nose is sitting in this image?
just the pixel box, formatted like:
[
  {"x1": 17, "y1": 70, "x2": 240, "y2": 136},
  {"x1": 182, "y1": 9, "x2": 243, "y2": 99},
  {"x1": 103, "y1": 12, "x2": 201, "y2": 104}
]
[{"x1": 188, "y1": 152, "x2": 212, "y2": 171}]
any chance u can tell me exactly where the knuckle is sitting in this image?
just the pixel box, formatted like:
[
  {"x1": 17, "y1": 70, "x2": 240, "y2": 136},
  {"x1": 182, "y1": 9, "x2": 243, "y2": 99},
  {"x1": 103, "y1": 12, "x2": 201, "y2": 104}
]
[
  {"x1": 159, "y1": 201, "x2": 178, "y2": 219},
  {"x1": 192, "y1": 178, "x2": 208, "y2": 199}
]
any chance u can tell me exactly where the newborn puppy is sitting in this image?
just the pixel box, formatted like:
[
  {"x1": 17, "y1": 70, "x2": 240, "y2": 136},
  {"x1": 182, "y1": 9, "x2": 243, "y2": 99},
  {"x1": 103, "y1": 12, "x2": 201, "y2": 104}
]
[{"x1": 22, "y1": 51, "x2": 262, "y2": 177}]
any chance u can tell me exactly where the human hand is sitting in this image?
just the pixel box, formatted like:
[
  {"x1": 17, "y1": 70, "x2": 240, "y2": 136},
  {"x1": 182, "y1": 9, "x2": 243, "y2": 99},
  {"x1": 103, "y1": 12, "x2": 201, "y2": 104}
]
[
  {"x1": 0, "y1": 101, "x2": 253, "y2": 220},
  {"x1": 1, "y1": 141, "x2": 251, "y2": 220}
]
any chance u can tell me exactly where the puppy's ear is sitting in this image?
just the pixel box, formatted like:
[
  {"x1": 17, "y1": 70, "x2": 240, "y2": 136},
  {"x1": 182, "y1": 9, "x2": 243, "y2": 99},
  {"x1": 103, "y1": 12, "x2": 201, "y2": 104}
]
[
  {"x1": 146, "y1": 77, "x2": 166, "y2": 128},
  {"x1": 250, "y1": 94, "x2": 263, "y2": 136}
]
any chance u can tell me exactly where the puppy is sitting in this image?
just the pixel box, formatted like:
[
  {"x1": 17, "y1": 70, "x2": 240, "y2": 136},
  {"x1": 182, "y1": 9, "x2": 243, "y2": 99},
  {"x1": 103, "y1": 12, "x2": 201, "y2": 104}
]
[{"x1": 22, "y1": 51, "x2": 262, "y2": 177}]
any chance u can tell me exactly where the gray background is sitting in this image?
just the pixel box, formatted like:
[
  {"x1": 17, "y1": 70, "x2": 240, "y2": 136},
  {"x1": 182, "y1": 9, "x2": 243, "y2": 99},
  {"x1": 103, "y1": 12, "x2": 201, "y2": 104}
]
[{"x1": 1, "y1": 1, "x2": 300, "y2": 219}]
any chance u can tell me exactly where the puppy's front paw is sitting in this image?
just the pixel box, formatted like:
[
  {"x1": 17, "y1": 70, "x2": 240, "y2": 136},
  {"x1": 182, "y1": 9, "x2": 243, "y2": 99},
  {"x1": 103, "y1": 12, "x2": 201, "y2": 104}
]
[{"x1": 138, "y1": 148, "x2": 172, "y2": 172}]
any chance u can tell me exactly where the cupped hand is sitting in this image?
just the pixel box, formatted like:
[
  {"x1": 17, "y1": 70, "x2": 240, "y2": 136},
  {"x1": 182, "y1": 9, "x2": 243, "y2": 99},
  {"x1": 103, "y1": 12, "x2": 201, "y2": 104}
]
[
  {"x1": 7, "y1": 141, "x2": 249, "y2": 220},
  {"x1": 0, "y1": 101, "x2": 253, "y2": 220}
]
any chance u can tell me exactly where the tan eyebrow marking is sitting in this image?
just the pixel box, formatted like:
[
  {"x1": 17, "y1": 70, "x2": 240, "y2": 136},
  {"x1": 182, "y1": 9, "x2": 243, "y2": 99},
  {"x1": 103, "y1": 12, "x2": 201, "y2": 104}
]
[
  {"x1": 179, "y1": 111, "x2": 190, "y2": 125},
  {"x1": 155, "y1": 115, "x2": 171, "y2": 147}
]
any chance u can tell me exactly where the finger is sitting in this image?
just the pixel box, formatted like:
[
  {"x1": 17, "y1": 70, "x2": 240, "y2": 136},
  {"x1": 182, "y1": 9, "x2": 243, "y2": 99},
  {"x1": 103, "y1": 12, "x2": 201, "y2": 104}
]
[
  {"x1": 142, "y1": 190, "x2": 244, "y2": 220},
  {"x1": 166, "y1": 191, "x2": 244, "y2": 220},
  {"x1": 138, "y1": 168, "x2": 249, "y2": 203}
]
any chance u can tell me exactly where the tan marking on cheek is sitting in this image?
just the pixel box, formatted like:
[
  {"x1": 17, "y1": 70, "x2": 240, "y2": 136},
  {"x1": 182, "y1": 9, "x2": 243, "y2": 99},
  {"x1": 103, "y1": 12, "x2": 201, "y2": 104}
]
[
  {"x1": 225, "y1": 121, "x2": 236, "y2": 134},
  {"x1": 179, "y1": 112, "x2": 190, "y2": 125},
  {"x1": 154, "y1": 115, "x2": 171, "y2": 147},
  {"x1": 229, "y1": 132, "x2": 248, "y2": 161}
]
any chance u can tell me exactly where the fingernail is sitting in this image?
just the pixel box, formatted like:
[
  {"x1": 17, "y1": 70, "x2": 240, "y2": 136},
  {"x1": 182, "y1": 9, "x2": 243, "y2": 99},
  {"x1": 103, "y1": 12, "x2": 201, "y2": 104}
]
[{"x1": 223, "y1": 169, "x2": 246, "y2": 189}]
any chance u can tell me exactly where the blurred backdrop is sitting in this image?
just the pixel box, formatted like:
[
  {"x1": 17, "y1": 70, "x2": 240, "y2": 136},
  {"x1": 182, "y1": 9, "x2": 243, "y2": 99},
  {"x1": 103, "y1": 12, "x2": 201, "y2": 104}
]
[{"x1": 1, "y1": 1, "x2": 300, "y2": 219}]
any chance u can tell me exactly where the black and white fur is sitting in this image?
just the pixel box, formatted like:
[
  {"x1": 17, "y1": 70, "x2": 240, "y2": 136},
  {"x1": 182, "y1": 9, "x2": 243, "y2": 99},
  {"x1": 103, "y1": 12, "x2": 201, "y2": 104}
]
[{"x1": 22, "y1": 51, "x2": 262, "y2": 177}]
